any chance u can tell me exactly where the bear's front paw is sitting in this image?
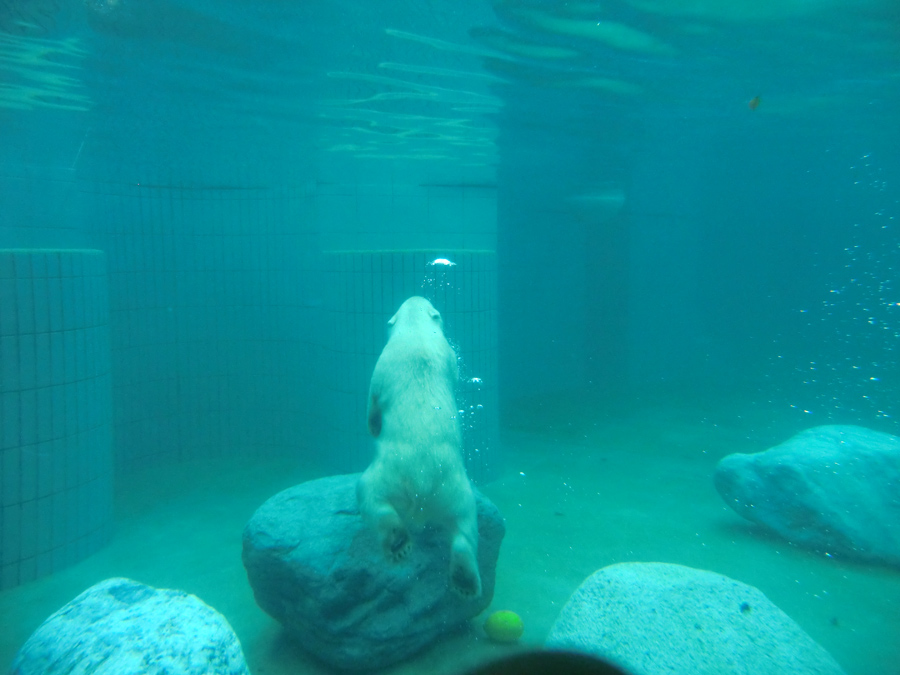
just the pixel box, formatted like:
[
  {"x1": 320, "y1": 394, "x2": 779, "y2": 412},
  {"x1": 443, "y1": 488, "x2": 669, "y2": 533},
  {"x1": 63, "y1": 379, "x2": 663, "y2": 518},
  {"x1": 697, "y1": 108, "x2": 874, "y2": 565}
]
[{"x1": 385, "y1": 528, "x2": 412, "y2": 562}]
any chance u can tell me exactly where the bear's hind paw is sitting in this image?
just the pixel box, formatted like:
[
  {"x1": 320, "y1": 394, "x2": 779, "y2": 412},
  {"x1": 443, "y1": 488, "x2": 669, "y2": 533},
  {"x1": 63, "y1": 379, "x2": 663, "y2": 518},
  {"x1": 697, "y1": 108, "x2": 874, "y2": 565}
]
[
  {"x1": 386, "y1": 529, "x2": 412, "y2": 562},
  {"x1": 450, "y1": 563, "x2": 482, "y2": 599},
  {"x1": 390, "y1": 541, "x2": 412, "y2": 562}
]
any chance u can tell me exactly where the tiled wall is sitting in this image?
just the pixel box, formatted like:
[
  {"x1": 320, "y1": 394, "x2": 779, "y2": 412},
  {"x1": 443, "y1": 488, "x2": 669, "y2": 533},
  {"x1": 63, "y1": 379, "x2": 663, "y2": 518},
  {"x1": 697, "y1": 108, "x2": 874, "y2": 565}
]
[
  {"x1": 0, "y1": 249, "x2": 114, "y2": 590},
  {"x1": 320, "y1": 249, "x2": 499, "y2": 484},
  {"x1": 82, "y1": 181, "x2": 325, "y2": 470}
]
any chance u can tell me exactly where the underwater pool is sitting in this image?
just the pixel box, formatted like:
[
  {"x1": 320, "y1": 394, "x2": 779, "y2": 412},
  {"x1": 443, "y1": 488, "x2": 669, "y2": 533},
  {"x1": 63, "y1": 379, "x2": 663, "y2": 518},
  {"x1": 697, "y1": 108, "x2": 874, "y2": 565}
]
[{"x1": 1, "y1": 1, "x2": 898, "y2": 673}]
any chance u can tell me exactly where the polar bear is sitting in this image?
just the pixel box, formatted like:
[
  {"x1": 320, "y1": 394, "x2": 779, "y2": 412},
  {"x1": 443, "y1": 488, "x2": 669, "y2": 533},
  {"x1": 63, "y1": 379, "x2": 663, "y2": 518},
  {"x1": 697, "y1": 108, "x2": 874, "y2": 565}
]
[{"x1": 357, "y1": 296, "x2": 482, "y2": 598}]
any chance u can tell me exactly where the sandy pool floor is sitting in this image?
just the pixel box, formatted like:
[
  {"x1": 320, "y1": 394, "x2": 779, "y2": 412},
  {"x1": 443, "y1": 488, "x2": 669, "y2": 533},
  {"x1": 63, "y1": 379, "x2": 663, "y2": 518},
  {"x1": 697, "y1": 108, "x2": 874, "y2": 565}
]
[{"x1": 2, "y1": 399, "x2": 898, "y2": 674}]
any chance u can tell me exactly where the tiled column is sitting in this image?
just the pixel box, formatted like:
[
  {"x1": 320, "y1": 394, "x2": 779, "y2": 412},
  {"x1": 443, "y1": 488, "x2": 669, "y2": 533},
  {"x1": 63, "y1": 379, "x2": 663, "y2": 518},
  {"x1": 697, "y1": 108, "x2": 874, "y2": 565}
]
[
  {"x1": 0, "y1": 250, "x2": 113, "y2": 589},
  {"x1": 321, "y1": 250, "x2": 499, "y2": 483}
]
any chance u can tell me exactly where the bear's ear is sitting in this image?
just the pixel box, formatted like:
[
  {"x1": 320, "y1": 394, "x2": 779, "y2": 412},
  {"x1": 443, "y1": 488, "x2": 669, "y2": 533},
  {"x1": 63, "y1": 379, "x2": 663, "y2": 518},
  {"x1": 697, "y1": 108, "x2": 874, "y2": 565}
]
[
  {"x1": 430, "y1": 309, "x2": 441, "y2": 322},
  {"x1": 387, "y1": 314, "x2": 398, "y2": 326}
]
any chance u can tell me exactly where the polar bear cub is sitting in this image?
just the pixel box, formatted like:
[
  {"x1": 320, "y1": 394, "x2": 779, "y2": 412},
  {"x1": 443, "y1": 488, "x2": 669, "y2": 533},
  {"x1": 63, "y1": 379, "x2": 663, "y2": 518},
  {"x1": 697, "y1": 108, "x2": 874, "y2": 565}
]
[{"x1": 357, "y1": 296, "x2": 482, "y2": 598}]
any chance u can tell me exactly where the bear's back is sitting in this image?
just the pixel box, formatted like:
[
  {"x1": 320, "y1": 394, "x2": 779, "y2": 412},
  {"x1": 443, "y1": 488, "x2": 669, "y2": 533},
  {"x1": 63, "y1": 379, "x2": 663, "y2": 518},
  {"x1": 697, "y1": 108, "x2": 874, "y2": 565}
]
[{"x1": 370, "y1": 298, "x2": 460, "y2": 448}]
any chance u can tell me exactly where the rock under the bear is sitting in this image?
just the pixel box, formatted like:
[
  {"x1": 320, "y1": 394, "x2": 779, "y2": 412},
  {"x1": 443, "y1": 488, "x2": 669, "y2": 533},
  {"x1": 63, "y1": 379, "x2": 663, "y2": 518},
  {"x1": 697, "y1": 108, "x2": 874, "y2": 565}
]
[{"x1": 242, "y1": 473, "x2": 504, "y2": 670}]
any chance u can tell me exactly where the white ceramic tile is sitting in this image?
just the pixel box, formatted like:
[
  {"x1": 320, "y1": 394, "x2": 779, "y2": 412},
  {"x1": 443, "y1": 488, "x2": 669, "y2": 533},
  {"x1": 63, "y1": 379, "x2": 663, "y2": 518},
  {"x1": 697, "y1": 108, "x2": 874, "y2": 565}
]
[
  {"x1": 0, "y1": 281, "x2": 18, "y2": 337},
  {"x1": 51, "y1": 438, "x2": 66, "y2": 495},
  {"x1": 35, "y1": 385, "x2": 53, "y2": 444},
  {"x1": 80, "y1": 327, "x2": 95, "y2": 380},
  {"x1": 36, "y1": 495, "x2": 52, "y2": 551},
  {"x1": 50, "y1": 490, "x2": 66, "y2": 550},
  {"x1": 18, "y1": 497, "x2": 37, "y2": 560},
  {"x1": 51, "y1": 384, "x2": 67, "y2": 439},
  {"x1": 12, "y1": 253, "x2": 30, "y2": 280},
  {"x1": 15, "y1": 277, "x2": 35, "y2": 336},
  {"x1": 1, "y1": 447, "x2": 19, "y2": 507},
  {"x1": 64, "y1": 330, "x2": 77, "y2": 383},
  {"x1": 29, "y1": 253, "x2": 47, "y2": 279},
  {"x1": 63, "y1": 436, "x2": 76, "y2": 491},
  {"x1": 19, "y1": 443, "x2": 37, "y2": 503},
  {"x1": 45, "y1": 251, "x2": 60, "y2": 279},
  {"x1": 0, "y1": 334, "x2": 19, "y2": 393},
  {"x1": 47, "y1": 277, "x2": 63, "y2": 333},
  {"x1": 82, "y1": 252, "x2": 99, "y2": 277},
  {"x1": 60, "y1": 276, "x2": 77, "y2": 329},
  {"x1": 98, "y1": 327, "x2": 113, "y2": 377},
  {"x1": 0, "y1": 389, "x2": 20, "y2": 455},
  {"x1": 71, "y1": 253, "x2": 84, "y2": 279},
  {"x1": 75, "y1": 432, "x2": 87, "y2": 485},
  {"x1": 74, "y1": 329, "x2": 86, "y2": 382},
  {"x1": 35, "y1": 332, "x2": 51, "y2": 390},
  {"x1": 85, "y1": 479, "x2": 101, "y2": 531},
  {"x1": 49, "y1": 330, "x2": 64, "y2": 385},
  {"x1": 0, "y1": 503, "x2": 20, "y2": 565},
  {"x1": 77, "y1": 379, "x2": 90, "y2": 429},
  {"x1": 64, "y1": 489, "x2": 77, "y2": 545},
  {"x1": 0, "y1": 252, "x2": 14, "y2": 280},
  {"x1": 59, "y1": 252, "x2": 74, "y2": 278},
  {"x1": 82, "y1": 276, "x2": 95, "y2": 327},
  {"x1": 18, "y1": 389, "x2": 37, "y2": 447},
  {"x1": 65, "y1": 380, "x2": 78, "y2": 437},
  {"x1": 77, "y1": 483, "x2": 89, "y2": 536},
  {"x1": 73, "y1": 276, "x2": 86, "y2": 328},
  {"x1": 36, "y1": 441, "x2": 53, "y2": 499},
  {"x1": 17, "y1": 333, "x2": 36, "y2": 390}
]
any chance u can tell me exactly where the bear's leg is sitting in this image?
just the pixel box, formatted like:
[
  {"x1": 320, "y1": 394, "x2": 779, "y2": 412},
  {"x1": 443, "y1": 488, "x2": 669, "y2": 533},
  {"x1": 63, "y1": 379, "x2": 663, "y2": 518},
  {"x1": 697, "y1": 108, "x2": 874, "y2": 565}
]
[
  {"x1": 357, "y1": 468, "x2": 412, "y2": 562},
  {"x1": 448, "y1": 491, "x2": 482, "y2": 598}
]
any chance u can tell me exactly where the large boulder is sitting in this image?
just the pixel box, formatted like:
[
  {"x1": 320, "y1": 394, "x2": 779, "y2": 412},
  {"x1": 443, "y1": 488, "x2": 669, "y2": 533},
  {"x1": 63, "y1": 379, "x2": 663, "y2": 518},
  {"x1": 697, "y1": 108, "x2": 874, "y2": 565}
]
[
  {"x1": 9, "y1": 577, "x2": 249, "y2": 675},
  {"x1": 546, "y1": 562, "x2": 845, "y2": 675},
  {"x1": 242, "y1": 473, "x2": 504, "y2": 670},
  {"x1": 715, "y1": 425, "x2": 900, "y2": 565}
]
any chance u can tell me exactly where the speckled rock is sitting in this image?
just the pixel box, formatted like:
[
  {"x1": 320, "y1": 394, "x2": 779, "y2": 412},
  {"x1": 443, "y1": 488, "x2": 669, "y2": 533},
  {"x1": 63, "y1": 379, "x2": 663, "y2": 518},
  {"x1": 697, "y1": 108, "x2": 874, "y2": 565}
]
[
  {"x1": 9, "y1": 577, "x2": 249, "y2": 675},
  {"x1": 546, "y1": 562, "x2": 845, "y2": 675},
  {"x1": 242, "y1": 473, "x2": 504, "y2": 670},
  {"x1": 715, "y1": 425, "x2": 900, "y2": 565}
]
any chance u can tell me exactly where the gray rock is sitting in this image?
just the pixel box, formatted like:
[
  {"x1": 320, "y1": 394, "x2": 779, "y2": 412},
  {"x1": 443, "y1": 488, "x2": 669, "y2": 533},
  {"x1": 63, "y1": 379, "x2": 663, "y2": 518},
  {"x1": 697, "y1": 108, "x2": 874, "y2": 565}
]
[
  {"x1": 241, "y1": 473, "x2": 504, "y2": 670},
  {"x1": 715, "y1": 425, "x2": 900, "y2": 565},
  {"x1": 546, "y1": 562, "x2": 845, "y2": 675},
  {"x1": 9, "y1": 577, "x2": 249, "y2": 675}
]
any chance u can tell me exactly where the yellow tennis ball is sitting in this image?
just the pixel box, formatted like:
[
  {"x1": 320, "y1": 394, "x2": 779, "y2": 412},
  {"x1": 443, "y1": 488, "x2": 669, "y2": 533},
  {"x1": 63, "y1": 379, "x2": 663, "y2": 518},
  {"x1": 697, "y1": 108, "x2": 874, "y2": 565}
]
[{"x1": 483, "y1": 610, "x2": 524, "y2": 642}]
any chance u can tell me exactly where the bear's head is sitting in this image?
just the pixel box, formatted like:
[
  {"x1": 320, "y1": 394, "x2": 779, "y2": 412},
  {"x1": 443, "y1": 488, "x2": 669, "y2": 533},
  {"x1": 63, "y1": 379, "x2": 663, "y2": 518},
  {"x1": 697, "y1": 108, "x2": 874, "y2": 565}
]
[{"x1": 388, "y1": 296, "x2": 444, "y2": 337}]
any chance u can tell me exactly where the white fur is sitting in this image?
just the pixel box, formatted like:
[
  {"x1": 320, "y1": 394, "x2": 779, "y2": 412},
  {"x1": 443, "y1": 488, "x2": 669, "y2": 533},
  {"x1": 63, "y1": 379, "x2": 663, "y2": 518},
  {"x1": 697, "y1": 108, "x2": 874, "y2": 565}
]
[{"x1": 357, "y1": 296, "x2": 482, "y2": 598}]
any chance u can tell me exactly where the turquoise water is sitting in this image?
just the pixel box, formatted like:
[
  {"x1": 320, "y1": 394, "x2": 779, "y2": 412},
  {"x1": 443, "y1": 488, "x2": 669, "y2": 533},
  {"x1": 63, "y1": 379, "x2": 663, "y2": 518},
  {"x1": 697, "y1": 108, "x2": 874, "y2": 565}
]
[{"x1": 2, "y1": 1, "x2": 899, "y2": 674}]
